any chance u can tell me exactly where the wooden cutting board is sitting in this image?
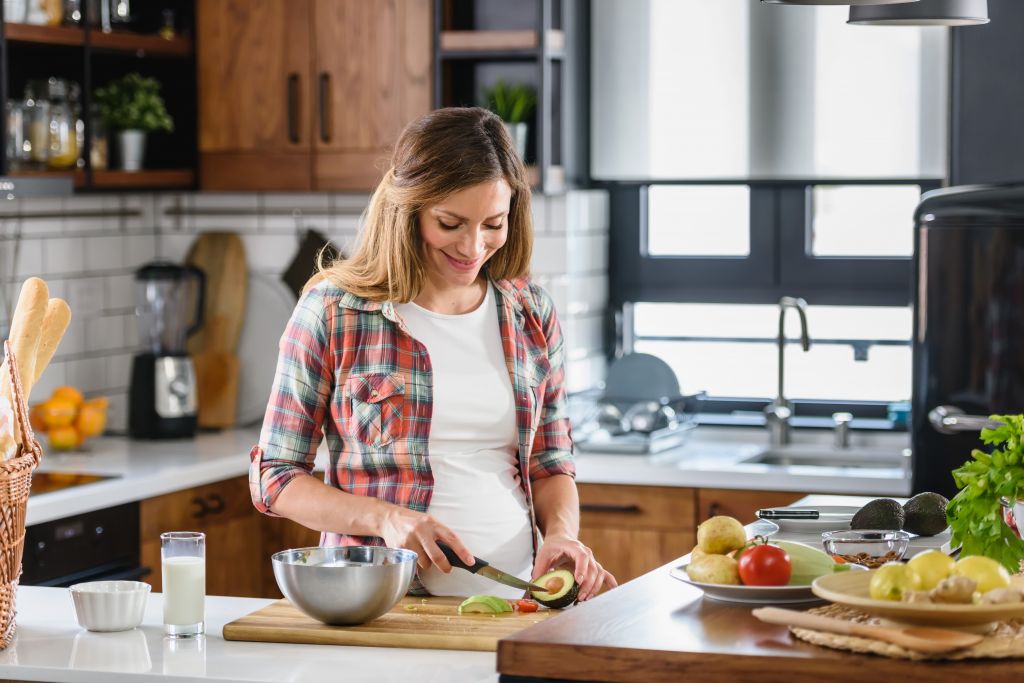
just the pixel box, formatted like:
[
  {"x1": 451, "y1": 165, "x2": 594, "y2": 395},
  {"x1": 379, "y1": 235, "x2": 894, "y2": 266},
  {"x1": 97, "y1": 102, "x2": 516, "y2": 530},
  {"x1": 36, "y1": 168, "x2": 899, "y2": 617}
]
[
  {"x1": 184, "y1": 232, "x2": 247, "y2": 428},
  {"x1": 222, "y1": 596, "x2": 559, "y2": 652}
]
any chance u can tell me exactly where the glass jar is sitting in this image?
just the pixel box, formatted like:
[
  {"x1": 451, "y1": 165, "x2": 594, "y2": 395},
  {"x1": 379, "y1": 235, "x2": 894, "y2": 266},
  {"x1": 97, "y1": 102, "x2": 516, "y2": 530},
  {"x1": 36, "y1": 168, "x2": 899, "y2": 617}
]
[
  {"x1": 23, "y1": 81, "x2": 50, "y2": 167},
  {"x1": 63, "y1": 0, "x2": 81, "y2": 24},
  {"x1": 5, "y1": 100, "x2": 27, "y2": 170},
  {"x1": 46, "y1": 77, "x2": 77, "y2": 170}
]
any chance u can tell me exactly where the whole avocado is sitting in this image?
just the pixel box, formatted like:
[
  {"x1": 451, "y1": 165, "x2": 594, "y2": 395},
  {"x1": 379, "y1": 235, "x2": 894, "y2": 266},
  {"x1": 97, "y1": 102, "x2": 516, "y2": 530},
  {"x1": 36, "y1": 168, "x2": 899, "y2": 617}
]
[
  {"x1": 902, "y1": 492, "x2": 949, "y2": 536},
  {"x1": 850, "y1": 498, "x2": 905, "y2": 531}
]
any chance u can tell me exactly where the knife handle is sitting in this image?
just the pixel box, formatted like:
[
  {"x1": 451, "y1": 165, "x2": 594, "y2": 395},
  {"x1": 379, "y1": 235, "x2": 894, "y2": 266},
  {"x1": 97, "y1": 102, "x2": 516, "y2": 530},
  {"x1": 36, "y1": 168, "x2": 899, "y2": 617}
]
[
  {"x1": 757, "y1": 509, "x2": 819, "y2": 519},
  {"x1": 436, "y1": 541, "x2": 488, "y2": 573}
]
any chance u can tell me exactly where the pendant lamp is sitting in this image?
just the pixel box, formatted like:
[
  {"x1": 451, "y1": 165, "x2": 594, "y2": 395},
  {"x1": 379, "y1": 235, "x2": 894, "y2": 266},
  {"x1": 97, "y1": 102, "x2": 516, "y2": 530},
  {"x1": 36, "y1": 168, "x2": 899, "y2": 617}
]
[
  {"x1": 849, "y1": 0, "x2": 989, "y2": 25},
  {"x1": 761, "y1": 1, "x2": 917, "y2": 6}
]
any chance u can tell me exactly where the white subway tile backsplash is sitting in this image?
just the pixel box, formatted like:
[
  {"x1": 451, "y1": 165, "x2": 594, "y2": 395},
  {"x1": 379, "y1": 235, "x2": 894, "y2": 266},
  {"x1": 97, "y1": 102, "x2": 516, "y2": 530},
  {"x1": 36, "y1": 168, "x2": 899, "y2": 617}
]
[
  {"x1": 31, "y1": 359, "x2": 65, "y2": 403},
  {"x1": 154, "y1": 193, "x2": 187, "y2": 232},
  {"x1": 66, "y1": 357, "x2": 106, "y2": 393},
  {"x1": 85, "y1": 315, "x2": 125, "y2": 353},
  {"x1": 567, "y1": 235, "x2": 608, "y2": 275},
  {"x1": 566, "y1": 353, "x2": 608, "y2": 395},
  {"x1": 85, "y1": 236, "x2": 126, "y2": 271},
  {"x1": 567, "y1": 274, "x2": 609, "y2": 316},
  {"x1": 67, "y1": 278, "x2": 105, "y2": 316},
  {"x1": 55, "y1": 319, "x2": 85, "y2": 357},
  {"x1": 263, "y1": 193, "x2": 330, "y2": 213},
  {"x1": 44, "y1": 236, "x2": 85, "y2": 275},
  {"x1": 544, "y1": 193, "x2": 567, "y2": 234},
  {"x1": 106, "y1": 274, "x2": 135, "y2": 310},
  {"x1": 105, "y1": 352, "x2": 133, "y2": 390},
  {"x1": 563, "y1": 314, "x2": 604, "y2": 357},
  {"x1": 330, "y1": 193, "x2": 372, "y2": 213},
  {"x1": 193, "y1": 215, "x2": 260, "y2": 233},
  {"x1": 13, "y1": 239, "x2": 44, "y2": 279},
  {"x1": 105, "y1": 391, "x2": 128, "y2": 433},
  {"x1": 157, "y1": 233, "x2": 196, "y2": 262},
  {"x1": 530, "y1": 235, "x2": 568, "y2": 276},
  {"x1": 124, "y1": 234, "x2": 157, "y2": 267},
  {"x1": 243, "y1": 234, "x2": 298, "y2": 273}
]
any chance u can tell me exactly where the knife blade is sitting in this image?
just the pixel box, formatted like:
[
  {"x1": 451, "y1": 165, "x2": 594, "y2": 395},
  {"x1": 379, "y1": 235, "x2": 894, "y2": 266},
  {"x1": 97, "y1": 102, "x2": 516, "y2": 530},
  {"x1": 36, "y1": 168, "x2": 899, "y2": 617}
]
[
  {"x1": 756, "y1": 508, "x2": 853, "y2": 520},
  {"x1": 436, "y1": 541, "x2": 547, "y2": 593}
]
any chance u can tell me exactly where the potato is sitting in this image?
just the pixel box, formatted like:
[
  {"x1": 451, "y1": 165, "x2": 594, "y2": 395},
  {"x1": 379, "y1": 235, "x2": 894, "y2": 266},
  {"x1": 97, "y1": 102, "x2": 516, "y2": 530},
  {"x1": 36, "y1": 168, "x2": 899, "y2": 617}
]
[
  {"x1": 687, "y1": 554, "x2": 740, "y2": 585},
  {"x1": 696, "y1": 516, "x2": 747, "y2": 555}
]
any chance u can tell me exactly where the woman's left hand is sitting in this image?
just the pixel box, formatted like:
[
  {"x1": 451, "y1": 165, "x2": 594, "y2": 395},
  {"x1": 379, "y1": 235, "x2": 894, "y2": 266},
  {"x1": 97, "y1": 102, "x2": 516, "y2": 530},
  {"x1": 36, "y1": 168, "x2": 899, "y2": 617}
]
[{"x1": 532, "y1": 535, "x2": 617, "y2": 602}]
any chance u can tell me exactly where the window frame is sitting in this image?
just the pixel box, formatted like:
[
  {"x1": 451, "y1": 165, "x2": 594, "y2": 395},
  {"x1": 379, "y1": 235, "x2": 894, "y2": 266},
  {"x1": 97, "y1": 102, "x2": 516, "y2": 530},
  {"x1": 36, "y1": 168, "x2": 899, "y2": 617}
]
[{"x1": 604, "y1": 177, "x2": 942, "y2": 421}]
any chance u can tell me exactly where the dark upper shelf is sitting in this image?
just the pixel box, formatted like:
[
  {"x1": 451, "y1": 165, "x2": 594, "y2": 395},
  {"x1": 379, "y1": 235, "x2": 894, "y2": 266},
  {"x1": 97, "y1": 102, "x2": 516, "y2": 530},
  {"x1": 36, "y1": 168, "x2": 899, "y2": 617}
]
[{"x1": 4, "y1": 22, "x2": 193, "y2": 57}]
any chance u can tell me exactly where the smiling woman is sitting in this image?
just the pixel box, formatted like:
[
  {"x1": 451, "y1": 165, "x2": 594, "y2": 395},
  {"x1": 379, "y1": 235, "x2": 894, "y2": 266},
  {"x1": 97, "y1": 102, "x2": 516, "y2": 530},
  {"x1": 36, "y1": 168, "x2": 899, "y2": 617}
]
[{"x1": 249, "y1": 107, "x2": 616, "y2": 602}]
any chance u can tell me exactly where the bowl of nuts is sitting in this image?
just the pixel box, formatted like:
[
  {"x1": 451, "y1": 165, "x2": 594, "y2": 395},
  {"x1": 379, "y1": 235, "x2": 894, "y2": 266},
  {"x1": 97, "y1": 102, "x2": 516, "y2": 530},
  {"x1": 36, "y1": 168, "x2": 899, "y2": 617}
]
[{"x1": 820, "y1": 530, "x2": 911, "y2": 568}]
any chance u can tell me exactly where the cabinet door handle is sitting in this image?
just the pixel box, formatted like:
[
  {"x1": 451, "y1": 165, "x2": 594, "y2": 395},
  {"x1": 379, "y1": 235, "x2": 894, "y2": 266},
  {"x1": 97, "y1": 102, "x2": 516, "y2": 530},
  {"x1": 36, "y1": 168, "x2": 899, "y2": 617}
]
[
  {"x1": 707, "y1": 502, "x2": 721, "y2": 519},
  {"x1": 191, "y1": 496, "x2": 207, "y2": 519},
  {"x1": 205, "y1": 493, "x2": 225, "y2": 515},
  {"x1": 287, "y1": 73, "x2": 300, "y2": 144},
  {"x1": 318, "y1": 72, "x2": 331, "y2": 143},
  {"x1": 580, "y1": 503, "x2": 642, "y2": 514}
]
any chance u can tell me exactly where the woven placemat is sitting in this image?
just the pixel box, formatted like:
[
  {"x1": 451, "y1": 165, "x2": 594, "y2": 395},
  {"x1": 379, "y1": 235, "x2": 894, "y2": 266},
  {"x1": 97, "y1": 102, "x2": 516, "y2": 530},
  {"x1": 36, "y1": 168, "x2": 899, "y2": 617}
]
[{"x1": 790, "y1": 604, "x2": 1024, "y2": 660}]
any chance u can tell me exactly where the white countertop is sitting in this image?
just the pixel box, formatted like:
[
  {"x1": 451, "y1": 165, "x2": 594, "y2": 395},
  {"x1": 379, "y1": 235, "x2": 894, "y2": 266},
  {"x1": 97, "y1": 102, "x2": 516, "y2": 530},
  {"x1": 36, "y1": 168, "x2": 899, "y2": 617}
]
[
  {"x1": 0, "y1": 586, "x2": 495, "y2": 683},
  {"x1": 26, "y1": 426, "x2": 911, "y2": 526}
]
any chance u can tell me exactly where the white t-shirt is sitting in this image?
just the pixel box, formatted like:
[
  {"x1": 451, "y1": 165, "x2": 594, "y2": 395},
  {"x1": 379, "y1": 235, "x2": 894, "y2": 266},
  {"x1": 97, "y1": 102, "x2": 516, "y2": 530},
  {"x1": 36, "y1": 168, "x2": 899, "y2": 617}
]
[{"x1": 395, "y1": 285, "x2": 534, "y2": 598}]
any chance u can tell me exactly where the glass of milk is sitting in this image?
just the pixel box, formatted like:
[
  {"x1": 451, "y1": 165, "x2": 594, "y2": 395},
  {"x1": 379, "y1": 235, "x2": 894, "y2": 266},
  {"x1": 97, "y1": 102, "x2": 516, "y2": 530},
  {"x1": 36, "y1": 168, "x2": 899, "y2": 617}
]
[{"x1": 160, "y1": 531, "x2": 205, "y2": 638}]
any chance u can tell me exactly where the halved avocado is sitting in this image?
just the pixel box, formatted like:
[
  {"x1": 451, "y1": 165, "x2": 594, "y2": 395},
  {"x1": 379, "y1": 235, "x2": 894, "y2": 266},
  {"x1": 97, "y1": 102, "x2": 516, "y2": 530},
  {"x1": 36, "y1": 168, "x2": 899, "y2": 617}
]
[
  {"x1": 457, "y1": 595, "x2": 513, "y2": 615},
  {"x1": 530, "y1": 568, "x2": 579, "y2": 608}
]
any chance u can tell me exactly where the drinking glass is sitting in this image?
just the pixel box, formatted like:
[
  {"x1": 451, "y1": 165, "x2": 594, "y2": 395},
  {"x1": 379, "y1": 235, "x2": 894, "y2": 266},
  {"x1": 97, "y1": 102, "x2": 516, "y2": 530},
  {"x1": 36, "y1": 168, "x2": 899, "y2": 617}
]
[{"x1": 160, "y1": 531, "x2": 205, "y2": 638}]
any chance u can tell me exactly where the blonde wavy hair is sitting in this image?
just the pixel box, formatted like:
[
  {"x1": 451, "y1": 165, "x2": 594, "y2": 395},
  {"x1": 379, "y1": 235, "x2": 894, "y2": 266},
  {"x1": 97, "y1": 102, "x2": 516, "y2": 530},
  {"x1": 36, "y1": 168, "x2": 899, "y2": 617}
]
[{"x1": 312, "y1": 107, "x2": 534, "y2": 302}]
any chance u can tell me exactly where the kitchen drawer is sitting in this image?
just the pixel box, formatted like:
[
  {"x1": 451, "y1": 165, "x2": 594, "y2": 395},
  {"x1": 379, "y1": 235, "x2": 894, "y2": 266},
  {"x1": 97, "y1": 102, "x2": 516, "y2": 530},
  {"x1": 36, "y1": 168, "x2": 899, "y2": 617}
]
[
  {"x1": 140, "y1": 476, "x2": 254, "y2": 538},
  {"x1": 697, "y1": 488, "x2": 809, "y2": 526},
  {"x1": 577, "y1": 483, "x2": 696, "y2": 532}
]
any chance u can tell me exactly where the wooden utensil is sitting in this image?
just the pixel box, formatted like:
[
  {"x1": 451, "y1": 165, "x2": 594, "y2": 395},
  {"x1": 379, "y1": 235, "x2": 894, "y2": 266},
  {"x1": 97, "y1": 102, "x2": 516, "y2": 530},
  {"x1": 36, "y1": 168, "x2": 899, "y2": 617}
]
[
  {"x1": 184, "y1": 232, "x2": 247, "y2": 428},
  {"x1": 752, "y1": 606, "x2": 983, "y2": 654}
]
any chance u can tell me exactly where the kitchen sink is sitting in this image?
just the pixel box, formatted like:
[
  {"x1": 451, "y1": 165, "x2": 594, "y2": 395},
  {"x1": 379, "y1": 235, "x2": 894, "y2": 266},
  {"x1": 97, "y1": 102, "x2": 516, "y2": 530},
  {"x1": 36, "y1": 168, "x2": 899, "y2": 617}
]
[{"x1": 739, "y1": 446, "x2": 909, "y2": 470}]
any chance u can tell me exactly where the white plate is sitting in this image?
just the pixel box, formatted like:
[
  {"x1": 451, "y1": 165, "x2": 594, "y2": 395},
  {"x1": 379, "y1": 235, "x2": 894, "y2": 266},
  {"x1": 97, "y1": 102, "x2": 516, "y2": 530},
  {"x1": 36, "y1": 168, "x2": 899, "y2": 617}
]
[
  {"x1": 764, "y1": 506, "x2": 859, "y2": 533},
  {"x1": 236, "y1": 273, "x2": 296, "y2": 427},
  {"x1": 669, "y1": 564, "x2": 822, "y2": 604}
]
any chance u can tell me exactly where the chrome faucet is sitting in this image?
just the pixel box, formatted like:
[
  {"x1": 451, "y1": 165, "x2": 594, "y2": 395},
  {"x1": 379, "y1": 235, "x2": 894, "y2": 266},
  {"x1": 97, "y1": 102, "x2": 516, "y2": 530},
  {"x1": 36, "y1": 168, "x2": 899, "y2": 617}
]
[{"x1": 764, "y1": 296, "x2": 811, "y2": 447}]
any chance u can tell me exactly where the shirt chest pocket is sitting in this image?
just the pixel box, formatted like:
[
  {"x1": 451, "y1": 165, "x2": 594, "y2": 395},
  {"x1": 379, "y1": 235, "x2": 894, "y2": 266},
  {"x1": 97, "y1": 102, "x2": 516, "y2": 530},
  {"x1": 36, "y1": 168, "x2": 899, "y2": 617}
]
[{"x1": 344, "y1": 373, "x2": 405, "y2": 448}]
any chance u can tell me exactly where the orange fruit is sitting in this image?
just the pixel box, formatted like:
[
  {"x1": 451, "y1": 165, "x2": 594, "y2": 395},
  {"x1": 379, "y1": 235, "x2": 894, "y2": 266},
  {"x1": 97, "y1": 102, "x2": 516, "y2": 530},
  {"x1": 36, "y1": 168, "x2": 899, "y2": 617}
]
[
  {"x1": 28, "y1": 403, "x2": 48, "y2": 433},
  {"x1": 83, "y1": 396, "x2": 109, "y2": 411},
  {"x1": 75, "y1": 405, "x2": 107, "y2": 439},
  {"x1": 39, "y1": 399, "x2": 77, "y2": 429},
  {"x1": 48, "y1": 425, "x2": 81, "y2": 451},
  {"x1": 50, "y1": 386, "x2": 84, "y2": 408}
]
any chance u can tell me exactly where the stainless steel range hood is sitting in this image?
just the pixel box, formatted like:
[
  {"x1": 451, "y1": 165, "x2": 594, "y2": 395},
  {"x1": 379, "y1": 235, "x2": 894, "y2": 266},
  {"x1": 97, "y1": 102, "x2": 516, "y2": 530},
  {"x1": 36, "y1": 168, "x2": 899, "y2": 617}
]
[{"x1": 0, "y1": 176, "x2": 74, "y2": 200}]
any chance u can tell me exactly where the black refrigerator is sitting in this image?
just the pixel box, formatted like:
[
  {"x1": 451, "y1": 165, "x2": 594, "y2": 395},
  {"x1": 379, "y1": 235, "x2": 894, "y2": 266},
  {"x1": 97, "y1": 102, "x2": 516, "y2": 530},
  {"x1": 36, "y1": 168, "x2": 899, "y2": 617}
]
[{"x1": 912, "y1": 184, "x2": 1024, "y2": 497}]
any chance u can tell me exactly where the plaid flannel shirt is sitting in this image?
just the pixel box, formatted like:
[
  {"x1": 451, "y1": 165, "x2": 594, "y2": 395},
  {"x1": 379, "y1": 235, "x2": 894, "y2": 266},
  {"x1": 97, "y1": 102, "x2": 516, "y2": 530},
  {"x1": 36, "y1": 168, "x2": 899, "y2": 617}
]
[{"x1": 249, "y1": 276, "x2": 575, "y2": 554}]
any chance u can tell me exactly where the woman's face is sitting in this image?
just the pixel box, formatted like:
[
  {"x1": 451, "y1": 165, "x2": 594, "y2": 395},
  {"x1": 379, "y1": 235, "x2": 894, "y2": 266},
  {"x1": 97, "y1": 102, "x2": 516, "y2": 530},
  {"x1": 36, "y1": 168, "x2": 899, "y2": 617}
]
[{"x1": 419, "y1": 179, "x2": 512, "y2": 289}]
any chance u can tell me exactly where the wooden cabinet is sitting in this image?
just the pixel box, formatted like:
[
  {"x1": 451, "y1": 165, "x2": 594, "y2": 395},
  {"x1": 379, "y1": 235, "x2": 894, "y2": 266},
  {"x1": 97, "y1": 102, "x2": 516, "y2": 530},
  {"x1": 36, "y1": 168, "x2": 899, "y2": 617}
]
[
  {"x1": 696, "y1": 488, "x2": 809, "y2": 526},
  {"x1": 577, "y1": 483, "x2": 696, "y2": 585},
  {"x1": 140, "y1": 476, "x2": 264, "y2": 598},
  {"x1": 198, "y1": 0, "x2": 432, "y2": 191}
]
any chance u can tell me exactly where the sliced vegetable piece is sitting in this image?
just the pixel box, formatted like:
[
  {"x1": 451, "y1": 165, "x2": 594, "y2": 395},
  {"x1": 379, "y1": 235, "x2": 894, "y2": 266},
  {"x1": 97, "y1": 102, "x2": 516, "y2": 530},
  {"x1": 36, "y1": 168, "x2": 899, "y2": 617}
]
[
  {"x1": 457, "y1": 595, "x2": 513, "y2": 615},
  {"x1": 514, "y1": 599, "x2": 539, "y2": 613}
]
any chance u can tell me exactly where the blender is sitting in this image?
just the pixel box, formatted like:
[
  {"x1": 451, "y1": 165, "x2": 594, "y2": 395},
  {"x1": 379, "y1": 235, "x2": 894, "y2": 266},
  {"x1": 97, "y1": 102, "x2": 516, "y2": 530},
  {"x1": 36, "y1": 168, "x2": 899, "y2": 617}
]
[{"x1": 129, "y1": 262, "x2": 204, "y2": 439}]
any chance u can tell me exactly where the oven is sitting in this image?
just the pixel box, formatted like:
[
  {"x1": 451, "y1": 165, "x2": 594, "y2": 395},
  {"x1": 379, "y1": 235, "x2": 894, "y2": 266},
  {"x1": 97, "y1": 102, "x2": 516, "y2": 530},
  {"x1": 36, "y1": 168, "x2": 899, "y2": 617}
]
[{"x1": 21, "y1": 501, "x2": 151, "y2": 587}]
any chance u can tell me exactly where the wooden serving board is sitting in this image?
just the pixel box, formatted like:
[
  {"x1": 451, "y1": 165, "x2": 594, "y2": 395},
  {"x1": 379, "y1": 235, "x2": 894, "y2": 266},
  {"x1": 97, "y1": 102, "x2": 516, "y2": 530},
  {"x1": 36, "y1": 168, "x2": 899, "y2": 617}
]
[{"x1": 222, "y1": 596, "x2": 557, "y2": 652}]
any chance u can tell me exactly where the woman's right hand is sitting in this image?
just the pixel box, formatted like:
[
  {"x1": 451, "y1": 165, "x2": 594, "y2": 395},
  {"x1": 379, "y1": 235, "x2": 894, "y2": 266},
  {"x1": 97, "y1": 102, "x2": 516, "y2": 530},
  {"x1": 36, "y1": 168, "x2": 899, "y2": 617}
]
[{"x1": 380, "y1": 506, "x2": 475, "y2": 572}]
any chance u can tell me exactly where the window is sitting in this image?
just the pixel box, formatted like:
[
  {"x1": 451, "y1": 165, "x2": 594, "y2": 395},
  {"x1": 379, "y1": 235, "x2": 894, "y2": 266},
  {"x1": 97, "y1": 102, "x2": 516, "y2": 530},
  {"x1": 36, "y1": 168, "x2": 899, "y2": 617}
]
[
  {"x1": 647, "y1": 185, "x2": 750, "y2": 257},
  {"x1": 632, "y1": 303, "x2": 912, "y2": 404},
  {"x1": 810, "y1": 185, "x2": 920, "y2": 258}
]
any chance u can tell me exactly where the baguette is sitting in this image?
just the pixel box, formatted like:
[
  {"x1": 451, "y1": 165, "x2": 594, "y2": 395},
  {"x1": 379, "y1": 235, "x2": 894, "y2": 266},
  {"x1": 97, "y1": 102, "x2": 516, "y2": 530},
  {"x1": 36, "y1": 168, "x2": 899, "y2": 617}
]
[
  {"x1": 31, "y1": 298, "x2": 71, "y2": 390},
  {"x1": 2, "y1": 277, "x2": 49, "y2": 445}
]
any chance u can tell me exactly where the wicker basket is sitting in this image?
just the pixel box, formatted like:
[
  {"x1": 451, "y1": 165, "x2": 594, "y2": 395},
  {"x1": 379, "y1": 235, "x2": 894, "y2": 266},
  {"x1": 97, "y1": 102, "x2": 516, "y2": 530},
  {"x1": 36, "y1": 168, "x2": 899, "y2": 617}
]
[{"x1": 0, "y1": 342, "x2": 43, "y2": 649}]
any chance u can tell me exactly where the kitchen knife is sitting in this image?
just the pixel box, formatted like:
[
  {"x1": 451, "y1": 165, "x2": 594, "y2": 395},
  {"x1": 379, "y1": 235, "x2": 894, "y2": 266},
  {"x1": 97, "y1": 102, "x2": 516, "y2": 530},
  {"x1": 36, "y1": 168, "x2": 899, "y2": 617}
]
[
  {"x1": 756, "y1": 508, "x2": 852, "y2": 520},
  {"x1": 436, "y1": 542, "x2": 547, "y2": 593}
]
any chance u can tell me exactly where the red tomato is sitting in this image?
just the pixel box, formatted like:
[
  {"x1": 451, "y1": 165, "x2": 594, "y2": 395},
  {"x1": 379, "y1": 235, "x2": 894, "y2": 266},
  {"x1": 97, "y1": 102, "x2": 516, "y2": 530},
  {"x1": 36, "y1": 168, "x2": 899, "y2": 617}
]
[
  {"x1": 514, "y1": 599, "x2": 539, "y2": 613},
  {"x1": 737, "y1": 544, "x2": 791, "y2": 586}
]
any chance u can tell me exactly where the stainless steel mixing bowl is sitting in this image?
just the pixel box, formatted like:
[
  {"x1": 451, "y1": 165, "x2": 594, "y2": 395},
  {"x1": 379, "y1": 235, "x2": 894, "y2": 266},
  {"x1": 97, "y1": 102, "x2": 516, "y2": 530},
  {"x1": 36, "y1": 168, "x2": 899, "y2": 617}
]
[{"x1": 271, "y1": 546, "x2": 417, "y2": 625}]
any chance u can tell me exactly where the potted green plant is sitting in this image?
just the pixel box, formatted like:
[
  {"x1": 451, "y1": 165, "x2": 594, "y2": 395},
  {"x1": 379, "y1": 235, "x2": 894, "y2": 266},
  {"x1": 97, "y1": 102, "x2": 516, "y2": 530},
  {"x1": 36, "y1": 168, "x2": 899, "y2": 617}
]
[
  {"x1": 94, "y1": 73, "x2": 174, "y2": 172},
  {"x1": 482, "y1": 80, "x2": 536, "y2": 162}
]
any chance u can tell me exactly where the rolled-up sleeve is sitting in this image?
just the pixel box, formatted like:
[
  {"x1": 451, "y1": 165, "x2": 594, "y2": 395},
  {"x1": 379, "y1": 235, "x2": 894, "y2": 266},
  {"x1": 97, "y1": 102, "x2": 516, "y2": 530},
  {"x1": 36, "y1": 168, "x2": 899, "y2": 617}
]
[
  {"x1": 528, "y1": 284, "x2": 576, "y2": 482},
  {"x1": 249, "y1": 286, "x2": 334, "y2": 514}
]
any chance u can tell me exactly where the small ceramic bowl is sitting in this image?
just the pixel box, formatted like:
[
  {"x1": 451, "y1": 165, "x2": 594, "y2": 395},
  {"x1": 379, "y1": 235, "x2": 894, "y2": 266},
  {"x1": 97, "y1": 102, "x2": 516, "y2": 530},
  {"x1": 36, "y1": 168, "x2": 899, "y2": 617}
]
[
  {"x1": 69, "y1": 580, "x2": 150, "y2": 632},
  {"x1": 821, "y1": 530, "x2": 911, "y2": 569}
]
